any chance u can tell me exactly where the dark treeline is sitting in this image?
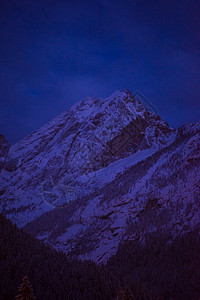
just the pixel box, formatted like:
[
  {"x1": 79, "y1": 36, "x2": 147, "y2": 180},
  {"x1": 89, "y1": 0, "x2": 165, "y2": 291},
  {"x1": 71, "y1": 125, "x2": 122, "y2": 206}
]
[
  {"x1": 0, "y1": 214, "x2": 117, "y2": 300},
  {"x1": 108, "y1": 230, "x2": 200, "y2": 299},
  {"x1": 1, "y1": 214, "x2": 200, "y2": 299}
]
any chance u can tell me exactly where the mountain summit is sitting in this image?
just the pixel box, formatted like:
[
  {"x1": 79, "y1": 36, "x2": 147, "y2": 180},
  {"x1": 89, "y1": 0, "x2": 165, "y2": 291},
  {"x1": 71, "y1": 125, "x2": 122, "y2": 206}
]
[{"x1": 0, "y1": 90, "x2": 199, "y2": 262}]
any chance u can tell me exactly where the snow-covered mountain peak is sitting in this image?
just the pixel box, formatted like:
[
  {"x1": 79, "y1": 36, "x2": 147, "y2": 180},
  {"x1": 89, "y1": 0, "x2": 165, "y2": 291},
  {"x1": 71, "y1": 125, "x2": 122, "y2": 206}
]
[
  {"x1": 4, "y1": 89, "x2": 171, "y2": 171},
  {"x1": 1, "y1": 90, "x2": 199, "y2": 263},
  {"x1": 69, "y1": 89, "x2": 144, "y2": 120}
]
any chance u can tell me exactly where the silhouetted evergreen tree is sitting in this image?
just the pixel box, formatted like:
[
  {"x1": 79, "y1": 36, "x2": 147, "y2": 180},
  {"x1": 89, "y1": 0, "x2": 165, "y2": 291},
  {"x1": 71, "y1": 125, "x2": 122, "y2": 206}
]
[
  {"x1": 116, "y1": 286, "x2": 134, "y2": 300},
  {"x1": 16, "y1": 276, "x2": 36, "y2": 300}
]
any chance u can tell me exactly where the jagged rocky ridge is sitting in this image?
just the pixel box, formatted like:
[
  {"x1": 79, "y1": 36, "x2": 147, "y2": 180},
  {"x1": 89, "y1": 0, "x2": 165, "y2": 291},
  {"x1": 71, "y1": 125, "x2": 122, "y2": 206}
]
[{"x1": 0, "y1": 89, "x2": 200, "y2": 262}]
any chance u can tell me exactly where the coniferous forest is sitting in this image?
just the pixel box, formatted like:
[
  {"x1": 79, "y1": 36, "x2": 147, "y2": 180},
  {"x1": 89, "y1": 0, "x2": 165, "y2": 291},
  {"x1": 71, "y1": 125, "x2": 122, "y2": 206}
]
[{"x1": 1, "y1": 214, "x2": 200, "y2": 300}]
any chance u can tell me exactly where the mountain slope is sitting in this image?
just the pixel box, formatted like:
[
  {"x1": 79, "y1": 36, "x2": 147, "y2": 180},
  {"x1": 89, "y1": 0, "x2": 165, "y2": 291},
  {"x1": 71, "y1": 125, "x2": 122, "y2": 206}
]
[
  {"x1": 0, "y1": 89, "x2": 200, "y2": 263},
  {"x1": 0, "y1": 89, "x2": 173, "y2": 226},
  {"x1": 23, "y1": 123, "x2": 200, "y2": 262}
]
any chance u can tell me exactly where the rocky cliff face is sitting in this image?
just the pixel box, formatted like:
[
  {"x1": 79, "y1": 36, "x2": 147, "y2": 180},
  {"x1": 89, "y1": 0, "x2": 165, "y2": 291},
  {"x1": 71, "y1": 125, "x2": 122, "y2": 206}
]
[
  {"x1": 0, "y1": 135, "x2": 10, "y2": 171},
  {"x1": 0, "y1": 90, "x2": 199, "y2": 263}
]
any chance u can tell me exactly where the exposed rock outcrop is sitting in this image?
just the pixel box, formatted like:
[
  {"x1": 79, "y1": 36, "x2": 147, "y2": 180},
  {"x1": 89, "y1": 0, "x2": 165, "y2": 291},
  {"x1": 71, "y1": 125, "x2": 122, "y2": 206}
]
[{"x1": 0, "y1": 135, "x2": 10, "y2": 172}]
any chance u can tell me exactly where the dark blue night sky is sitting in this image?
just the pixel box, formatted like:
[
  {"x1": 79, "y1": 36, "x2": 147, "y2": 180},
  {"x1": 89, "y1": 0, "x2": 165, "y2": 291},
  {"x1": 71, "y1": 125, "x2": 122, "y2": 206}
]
[{"x1": 0, "y1": 0, "x2": 199, "y2": 144}]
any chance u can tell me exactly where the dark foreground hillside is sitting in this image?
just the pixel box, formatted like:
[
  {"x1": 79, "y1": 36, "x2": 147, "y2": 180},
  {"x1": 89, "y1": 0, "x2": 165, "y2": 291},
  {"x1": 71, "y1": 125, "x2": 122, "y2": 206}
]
[
  {"x1": 0, "y1": 214, "x2": 117, "y2": 300},
  {"x1": 108, "y1": 230, "x2": 200, "y2": 299},
  {"x1": 1, "y1": 214, "x2": 200, "y2": 299}
]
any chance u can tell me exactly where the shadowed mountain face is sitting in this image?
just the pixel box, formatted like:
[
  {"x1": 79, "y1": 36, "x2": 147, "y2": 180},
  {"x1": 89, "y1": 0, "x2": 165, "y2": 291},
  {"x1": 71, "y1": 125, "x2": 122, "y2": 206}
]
[
  {"x1": 0, "y1": 135, "x2": 10, "y2": 171},
  {"x1": 0, "y1": 90, "x2": 200, "y2": 262}
]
